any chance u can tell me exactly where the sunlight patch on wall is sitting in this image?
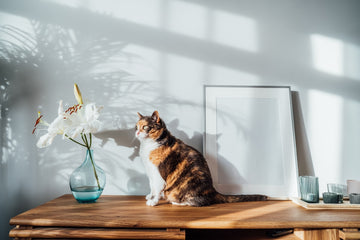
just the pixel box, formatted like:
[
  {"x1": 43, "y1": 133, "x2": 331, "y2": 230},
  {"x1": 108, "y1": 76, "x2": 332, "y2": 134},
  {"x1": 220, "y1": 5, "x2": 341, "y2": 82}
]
[
  {"x1": 164, "y1": 53, "x2": 205, "y2": 134},
  {"x1": 211, "y1": 10, "x2": 258, "y2": 52},
  {"x1": 1, "y1": 123, "x2": 17, "y2": 164},
  {"x1": 99, "y1": 44, "x2": 162, "y2": 116},
  {"x1": 167, "y1": 0, "x2": 207, "y2": 39},
  {"x1": 120, "y1": 44, "x2": 162, "y2": 82},
  {"x1": 46, "y1": 0, "x2": 83, "y2": 8},
  {"x1": 311, "y1": 34, "x2": 360, "y2": 80},
  {"x1": 344, "y1": 43, "x2": 360, "y2": 80},
  {"x1": 308, "y1": 90, "x2": 343, "y2": 186},
  {"x1": 83, "y1": 0, "x2": 162, "y2": 28},
  {"x1": 0, "y1": 13, "x2": 35, "y2": 49},
  {"x1": 341, "y1": 99, "x2": 360, "y2": 180},
  {"x1": 165, "y1": 1, "x2": 258, "y2": 52},
  {"x1": 166, "y1": 53, "x2": 205, "y2": 99},
  {"x1": 311, "y1": 34, "x2": 344, "y2": 76},
  {"x1": 50, "y1": 0, "x2": 259, "y2": 53},
  {"x1": 207, "y1": 65, "x2": 260, "y2": 85}
]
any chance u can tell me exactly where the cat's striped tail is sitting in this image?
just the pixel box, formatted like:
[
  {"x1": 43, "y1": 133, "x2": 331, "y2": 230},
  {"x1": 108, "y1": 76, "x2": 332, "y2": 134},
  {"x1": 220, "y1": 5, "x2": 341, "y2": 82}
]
[{"x1": 215, "y1": 193, "x2": 268, "y2": 203}]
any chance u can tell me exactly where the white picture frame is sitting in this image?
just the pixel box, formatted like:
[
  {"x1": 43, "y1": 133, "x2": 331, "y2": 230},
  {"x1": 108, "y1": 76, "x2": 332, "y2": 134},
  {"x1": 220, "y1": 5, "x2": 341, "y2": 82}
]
[{"x1": 204, "y1": 86, "x2": 298, "y2": 199}]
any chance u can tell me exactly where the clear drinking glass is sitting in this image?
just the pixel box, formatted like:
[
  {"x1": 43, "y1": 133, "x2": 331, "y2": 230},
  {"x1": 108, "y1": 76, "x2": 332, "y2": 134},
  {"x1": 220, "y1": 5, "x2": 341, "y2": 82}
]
[{"x1": 299, "y1": 176, "x2": 319, "y2": 203}]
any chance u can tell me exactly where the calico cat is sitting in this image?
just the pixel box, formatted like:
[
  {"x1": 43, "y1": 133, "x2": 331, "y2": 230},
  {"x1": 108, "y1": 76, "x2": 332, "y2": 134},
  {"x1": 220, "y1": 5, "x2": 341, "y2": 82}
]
[{"x1": 135, "y1": 111, "x2": 267, "y2": 206}]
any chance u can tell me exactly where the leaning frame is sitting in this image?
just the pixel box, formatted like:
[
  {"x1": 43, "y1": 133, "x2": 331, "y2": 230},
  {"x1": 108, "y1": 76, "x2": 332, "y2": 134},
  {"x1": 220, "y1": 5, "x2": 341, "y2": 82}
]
[{"x1": 204, "y1": 86, "x2": 298, "y2": 199}]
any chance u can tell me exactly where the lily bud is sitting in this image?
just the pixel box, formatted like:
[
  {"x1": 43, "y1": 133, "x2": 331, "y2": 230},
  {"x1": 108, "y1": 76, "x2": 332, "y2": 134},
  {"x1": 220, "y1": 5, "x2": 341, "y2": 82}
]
[{"x1": 74, "y1": 83, "x2": 83, "y2": 105}]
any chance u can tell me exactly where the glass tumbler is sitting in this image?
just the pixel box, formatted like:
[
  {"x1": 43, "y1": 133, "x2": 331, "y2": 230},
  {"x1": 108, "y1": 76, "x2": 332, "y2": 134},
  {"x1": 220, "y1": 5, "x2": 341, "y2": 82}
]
[{"x1": 299, "y1": 176, "x2": 319, "y2": 203}]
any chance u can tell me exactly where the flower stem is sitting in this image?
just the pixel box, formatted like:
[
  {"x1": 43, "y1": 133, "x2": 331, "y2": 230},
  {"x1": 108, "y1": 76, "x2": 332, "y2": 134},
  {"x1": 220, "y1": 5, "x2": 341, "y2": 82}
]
[
  {"x1": 89, "y1": 133, "x2": 92, "y2": 148},
  {"x1": 66, "y1": 134, "x2": 87, "y2": 147},
  {"x1": 87, "y1": 147, "x2": 101, "y2": 190},
  {"x1": 81, "y1": 133, "x2": 88, "y2": 146}
]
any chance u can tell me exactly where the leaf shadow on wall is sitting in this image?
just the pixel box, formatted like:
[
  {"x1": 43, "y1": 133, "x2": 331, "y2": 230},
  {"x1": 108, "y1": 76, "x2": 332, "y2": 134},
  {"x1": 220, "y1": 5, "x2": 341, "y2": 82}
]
[
  {"x1": 0, "y1": 21, "x2": 137, "y2": 223},
  {"x1": 0, "y1": 21, "x2": 209, "y2": 197}
]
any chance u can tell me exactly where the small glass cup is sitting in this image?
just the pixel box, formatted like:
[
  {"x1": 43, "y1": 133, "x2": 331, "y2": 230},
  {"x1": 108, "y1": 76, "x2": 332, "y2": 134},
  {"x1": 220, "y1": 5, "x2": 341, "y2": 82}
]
[
  {"x1": 323, "y1": 192, "x2": 343, "y2": 204},
  {"x1": 349, "y1": 193, "x2": 360, "y2": 204},
  {"x1": 327, "y1": 183, "x2": 347, "y2": 197},
  {"x1": 299, "y1": 176, "x2": 319, "y2": 203}
]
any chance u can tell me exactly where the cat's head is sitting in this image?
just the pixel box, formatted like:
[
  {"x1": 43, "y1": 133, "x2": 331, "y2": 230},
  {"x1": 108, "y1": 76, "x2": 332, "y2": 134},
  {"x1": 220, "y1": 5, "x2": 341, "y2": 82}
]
[{"x1": 135, "y1": 111, "x2": 166, "y2": 141}]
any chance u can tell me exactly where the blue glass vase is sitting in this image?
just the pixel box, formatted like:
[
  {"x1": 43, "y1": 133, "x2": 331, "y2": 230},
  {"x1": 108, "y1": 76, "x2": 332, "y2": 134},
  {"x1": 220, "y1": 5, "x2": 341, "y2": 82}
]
[{"x1": 69, "y1": 149, "x2": 106, "y2": 203}]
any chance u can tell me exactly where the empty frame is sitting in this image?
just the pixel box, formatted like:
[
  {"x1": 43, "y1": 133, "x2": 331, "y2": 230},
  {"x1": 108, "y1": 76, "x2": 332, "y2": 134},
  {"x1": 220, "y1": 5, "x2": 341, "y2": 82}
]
[{"x1": 204, "y1": 86, "x2": 298, "y2": 199}]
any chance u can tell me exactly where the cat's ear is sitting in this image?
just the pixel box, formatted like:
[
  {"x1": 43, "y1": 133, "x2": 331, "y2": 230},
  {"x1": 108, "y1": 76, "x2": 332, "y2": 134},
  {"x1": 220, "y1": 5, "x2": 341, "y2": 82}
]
[
  {"x1": 137, "y1": 112, "x2": 144, "y2": 119},
  {"x1": 151, "y1": 110, "x2": 160, "y2": 123}
]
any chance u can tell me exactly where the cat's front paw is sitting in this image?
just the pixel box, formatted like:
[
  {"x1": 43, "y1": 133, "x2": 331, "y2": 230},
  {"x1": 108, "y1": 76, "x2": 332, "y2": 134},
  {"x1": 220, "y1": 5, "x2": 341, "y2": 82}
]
[
  {"x1": 146, "y1": 194, "x2": 153, "y2": 200},
  {"x1": 146, "y1": 198, "x2": 159, "y2": 206}
]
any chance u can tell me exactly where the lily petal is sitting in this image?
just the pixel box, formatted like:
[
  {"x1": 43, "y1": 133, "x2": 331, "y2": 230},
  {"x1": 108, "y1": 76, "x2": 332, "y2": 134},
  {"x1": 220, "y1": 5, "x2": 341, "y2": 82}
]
[
  {"x1": 36, "y1": 133, "x2": 57, "y2": 148},
  {"x1": 74, "y1": 84, "x2": 83, "y2": 105},
  {"x1": 57, "y1": 100, "x2": 63, "y2": 115}
]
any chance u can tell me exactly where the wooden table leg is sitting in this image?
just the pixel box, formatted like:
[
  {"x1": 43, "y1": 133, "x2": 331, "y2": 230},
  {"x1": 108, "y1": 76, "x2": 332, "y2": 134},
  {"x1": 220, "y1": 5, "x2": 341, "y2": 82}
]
[{"x1": 294, "y1": 229, "x2": 339, "y2": 240}]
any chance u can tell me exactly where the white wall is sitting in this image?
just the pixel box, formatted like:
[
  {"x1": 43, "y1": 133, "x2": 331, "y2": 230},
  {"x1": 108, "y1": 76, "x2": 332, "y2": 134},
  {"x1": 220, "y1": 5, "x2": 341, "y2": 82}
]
[{"x1": 1, "y1": 0, "x2": 360, "y2": 238}]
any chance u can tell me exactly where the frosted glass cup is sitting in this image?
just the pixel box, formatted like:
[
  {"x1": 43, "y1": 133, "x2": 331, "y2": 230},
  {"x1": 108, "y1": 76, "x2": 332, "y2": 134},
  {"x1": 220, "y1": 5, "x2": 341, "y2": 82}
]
[
  {"x1": 349, "y1": 193, "x2": 360, "y2": 204},
  {"x1": 299, "y1": 176, "x2": 319, "y2": 203},
  {"x1": 327, "y1": 183, "x2": 347, "y2": 197}
]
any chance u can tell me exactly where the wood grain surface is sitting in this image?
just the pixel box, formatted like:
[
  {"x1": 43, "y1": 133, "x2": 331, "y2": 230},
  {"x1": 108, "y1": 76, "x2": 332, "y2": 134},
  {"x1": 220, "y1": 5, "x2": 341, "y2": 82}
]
[
  {"x1": 9, "y1": 226, "x2": 185, "y2": 239},
  {"x1": 9, "y1": 195, "x2": 360, "y2": 230}
]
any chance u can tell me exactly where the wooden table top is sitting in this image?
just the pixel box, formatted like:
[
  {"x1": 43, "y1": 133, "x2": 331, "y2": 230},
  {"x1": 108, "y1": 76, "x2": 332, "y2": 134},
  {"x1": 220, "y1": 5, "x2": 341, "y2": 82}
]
[{"x1": 10, "y1": 194, "x2": 360, "y2": 230}]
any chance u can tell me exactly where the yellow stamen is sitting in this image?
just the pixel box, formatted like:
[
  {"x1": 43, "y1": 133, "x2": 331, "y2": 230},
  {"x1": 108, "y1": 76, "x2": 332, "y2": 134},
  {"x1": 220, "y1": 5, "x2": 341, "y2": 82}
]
[{"x1": 74, "y1": 84, "x2": 83, "y2": 105}]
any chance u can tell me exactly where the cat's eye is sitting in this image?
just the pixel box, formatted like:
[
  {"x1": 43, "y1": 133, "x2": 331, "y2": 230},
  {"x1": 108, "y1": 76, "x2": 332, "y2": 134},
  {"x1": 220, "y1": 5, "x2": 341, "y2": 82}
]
[{"x1": 143, "y1": 126, "x2": 150, "y2": 130}]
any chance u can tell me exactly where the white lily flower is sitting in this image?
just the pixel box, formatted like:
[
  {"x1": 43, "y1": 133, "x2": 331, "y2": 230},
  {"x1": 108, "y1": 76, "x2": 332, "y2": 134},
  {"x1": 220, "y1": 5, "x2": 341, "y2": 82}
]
[
  {"x1": 36, "y1": 101, "x2": 69, "y2": 148},
  {"x1": 33, "y1": 84, "x2": 103, "y2": 190},
  {"x1": 33, "y1": 84, "x2": 103, "y2": 150},
  {"x1": 64, "y1": 102, "x2": 103, "y2": 139}
]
